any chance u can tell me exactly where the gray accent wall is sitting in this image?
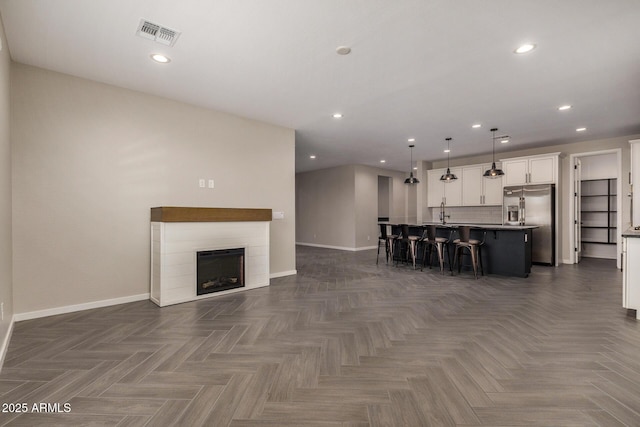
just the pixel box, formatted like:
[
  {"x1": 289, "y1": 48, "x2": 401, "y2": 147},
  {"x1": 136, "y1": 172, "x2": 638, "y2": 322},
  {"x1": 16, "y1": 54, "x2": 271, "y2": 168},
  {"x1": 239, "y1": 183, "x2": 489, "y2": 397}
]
[
  {"x1": 10, "y1": 63, "x2": 296, "y2": 314},
  {"x1": 377, "y1": 176, "x2": 390, "y2": 218}
]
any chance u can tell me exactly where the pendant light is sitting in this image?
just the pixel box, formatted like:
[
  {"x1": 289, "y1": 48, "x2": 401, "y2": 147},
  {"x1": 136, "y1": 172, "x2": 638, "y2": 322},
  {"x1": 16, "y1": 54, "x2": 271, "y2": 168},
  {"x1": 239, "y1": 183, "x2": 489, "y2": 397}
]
[
  {"x1": 404, "y1": 144, "x2": 420, "y2": 184},
  {"x1": 483, "y1": 127, "x2": 505, "y2": 178},
  {"x1": 440, "y1": 137, "x2": 458, "y2": 182}
]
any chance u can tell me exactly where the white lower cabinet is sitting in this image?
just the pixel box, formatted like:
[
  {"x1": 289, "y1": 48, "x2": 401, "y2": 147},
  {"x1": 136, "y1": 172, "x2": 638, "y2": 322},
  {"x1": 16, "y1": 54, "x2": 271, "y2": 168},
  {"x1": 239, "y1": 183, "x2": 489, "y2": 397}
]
[
  {"x1": 461, "y1": 164, "x2": 503, "y2": 206},
  {"x1": 623, "y1": 235, "x2": 640, "y2": 319},
  {"x1": 630, "y1": 139, "x2": 640, "y2": 226}
]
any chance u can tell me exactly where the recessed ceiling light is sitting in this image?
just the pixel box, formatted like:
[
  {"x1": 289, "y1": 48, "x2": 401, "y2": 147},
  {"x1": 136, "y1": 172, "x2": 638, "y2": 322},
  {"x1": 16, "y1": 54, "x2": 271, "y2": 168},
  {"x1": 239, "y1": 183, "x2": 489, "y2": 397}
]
[
  {"x1": 408, "y1": 138, "x2": 415, "y2": 142},
  {"x1": 380, "y1": 160, "x2": 386, "y2": 163},
  {"x1": 558, "y1": 105, "x2": 572, "y2": 111},
  {"x1": 413, "y1": 167, "x2": 418, "y2": 170},
  {"x1": 514, "y1": 43, "x2": 536, "y2": 54},
  {"x1": 576, "y1": 127, "x2": 587, "y2": 132},
  {"x1": 444, "y1": 149, "x2": 450, "y2": 153},
  {"x1": 336, "y1": 46, "x2": 351, "y2": 55},
  {"x1": 310, "y1": 155, "x2": 316, "y2": 159},
  {"x1": 150, "y1": 53, "x2": 171, "y2": 63},
  {"x1": 332, "y1": 113, "x2": 343, "y2": 119},
  {"x1": 472, "y1": 124, "x2": 481, "y2": 129},
  {"x1": 501, "y1": 139, "x2": 509, "y2": 144}
]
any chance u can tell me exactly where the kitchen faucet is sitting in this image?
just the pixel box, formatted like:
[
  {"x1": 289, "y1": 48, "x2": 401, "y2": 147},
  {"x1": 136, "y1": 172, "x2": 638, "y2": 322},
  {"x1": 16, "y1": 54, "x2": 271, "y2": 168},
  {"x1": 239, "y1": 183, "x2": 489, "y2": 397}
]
[{"x1": 439, "y1": 201, "x2": 450, "y2": 224}]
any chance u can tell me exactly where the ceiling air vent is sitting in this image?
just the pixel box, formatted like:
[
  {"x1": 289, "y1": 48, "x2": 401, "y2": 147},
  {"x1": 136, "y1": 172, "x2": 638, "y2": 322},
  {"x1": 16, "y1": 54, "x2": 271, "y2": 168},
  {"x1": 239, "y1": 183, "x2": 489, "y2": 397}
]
[{"x1": 136, "y1": 19, "x2": 180, "y2": 47}]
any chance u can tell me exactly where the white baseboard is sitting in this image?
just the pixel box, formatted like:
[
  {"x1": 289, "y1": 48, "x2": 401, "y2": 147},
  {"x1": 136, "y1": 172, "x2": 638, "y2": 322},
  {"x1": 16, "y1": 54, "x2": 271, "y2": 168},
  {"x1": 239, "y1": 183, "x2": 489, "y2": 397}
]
[
  {"x1": 0, "y1": 316, "x2": 15, "y2": 372},
  {"x1": 581, "y1": 254, "x2": 617, "y2": 260},
  {"x1": 562, "y1": 258, "x2": 573, "y2": 264},
  {"x1": 270, "y1": 270, "x2": 297, "y2": 278},
  {"x1": 296, "y1": 242, "x2": 379, "y2": 252},
  {"x1": 297, "y1": 242, "x2": 357, "y2": 251},
  {"x1": 14, "y1": 293, "x2": 150, "y2": 322}
]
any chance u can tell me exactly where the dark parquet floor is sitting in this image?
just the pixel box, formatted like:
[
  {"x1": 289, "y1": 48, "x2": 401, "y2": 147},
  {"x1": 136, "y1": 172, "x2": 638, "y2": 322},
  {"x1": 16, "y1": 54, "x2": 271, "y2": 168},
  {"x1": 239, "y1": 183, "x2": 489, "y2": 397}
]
[{"x1": 1, "y1": 246, "x2": 639, "y2": 426}]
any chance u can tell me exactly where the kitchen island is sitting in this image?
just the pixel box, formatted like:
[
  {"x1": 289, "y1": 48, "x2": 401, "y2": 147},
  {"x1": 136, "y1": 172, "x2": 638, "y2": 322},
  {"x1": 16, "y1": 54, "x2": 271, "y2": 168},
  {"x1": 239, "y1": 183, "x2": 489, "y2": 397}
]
[{"x1": 385, "y1": 223, "x2": 536, "y2": 278}]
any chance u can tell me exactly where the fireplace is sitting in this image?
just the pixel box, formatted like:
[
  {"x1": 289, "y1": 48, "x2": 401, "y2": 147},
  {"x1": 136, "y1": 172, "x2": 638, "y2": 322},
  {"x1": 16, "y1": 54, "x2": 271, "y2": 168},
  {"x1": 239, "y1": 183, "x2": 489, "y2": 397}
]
[
  {"x1": 196, "y1": 248, "x2": 245, "y2": 295},
  {"x1": 151, "y1": 207, "x2": 270, "y2": 307}
]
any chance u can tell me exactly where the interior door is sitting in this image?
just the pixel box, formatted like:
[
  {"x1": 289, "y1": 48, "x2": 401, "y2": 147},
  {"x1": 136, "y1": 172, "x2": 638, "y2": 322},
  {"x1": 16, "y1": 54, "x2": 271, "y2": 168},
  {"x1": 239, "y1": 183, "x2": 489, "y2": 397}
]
[{"x1": 574, "y1": 158, "x2": 582, "y2": 263}]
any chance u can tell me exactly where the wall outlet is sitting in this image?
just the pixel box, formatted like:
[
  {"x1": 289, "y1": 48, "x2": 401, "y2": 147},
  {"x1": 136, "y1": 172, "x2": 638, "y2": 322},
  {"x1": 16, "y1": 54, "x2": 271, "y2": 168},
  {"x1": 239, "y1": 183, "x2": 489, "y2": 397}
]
[
  {"x1": 367, "y1": 235, "x2": 370, "y2": 241},
  {"x1": 199, "y1": 179, "x2": 205, "y2": 188},
  {"x1": 208, "y1": 179, "x2": 215, "y2": 189}
]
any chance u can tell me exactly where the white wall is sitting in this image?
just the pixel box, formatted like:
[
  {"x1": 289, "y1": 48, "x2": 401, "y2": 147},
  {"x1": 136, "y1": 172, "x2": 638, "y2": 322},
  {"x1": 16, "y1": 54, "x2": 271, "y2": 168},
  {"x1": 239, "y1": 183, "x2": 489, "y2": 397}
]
[
  {"x1": 296, "y1": 164, "x2": 407, "y2": 250},
  {"x1": 0, "y1": 17, "x2": 13, "y2": 362},
  {"x1": 296, "y1": 165, "x2": 356, "y2": 249},
  {"x1": 581, "y1": 153, "x2": 617, "y2": 180},
  {"x1": 355, "y1": 166, "x2": 378, "y2": 249},
  {"x1": 355, "y1": 165, "x2": 410, "y2": 249},
  {"x1": 11, "y1": 63, "x2": 296, "y2": 315}
]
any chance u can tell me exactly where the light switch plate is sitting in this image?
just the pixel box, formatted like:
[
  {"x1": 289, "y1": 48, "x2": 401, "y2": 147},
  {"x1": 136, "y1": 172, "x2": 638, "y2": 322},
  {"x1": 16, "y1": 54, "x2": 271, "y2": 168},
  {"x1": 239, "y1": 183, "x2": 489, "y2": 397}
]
[
  {"x1": 273, "y1": 211, "x2": 285, "y2": 220},
  {"x1": 199, "y1": 179, "x2": 205, "y2": 188},
  {"x1": 208, "y1": 179, "x2": 215, "y2": 188}
]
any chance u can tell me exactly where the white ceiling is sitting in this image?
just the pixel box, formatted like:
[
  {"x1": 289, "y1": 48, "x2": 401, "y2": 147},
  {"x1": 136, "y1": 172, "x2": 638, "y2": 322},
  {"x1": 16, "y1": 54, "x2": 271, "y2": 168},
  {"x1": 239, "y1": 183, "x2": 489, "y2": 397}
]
[{"x1": 1, "y1": 0, "x2": 640, "y2": 173}]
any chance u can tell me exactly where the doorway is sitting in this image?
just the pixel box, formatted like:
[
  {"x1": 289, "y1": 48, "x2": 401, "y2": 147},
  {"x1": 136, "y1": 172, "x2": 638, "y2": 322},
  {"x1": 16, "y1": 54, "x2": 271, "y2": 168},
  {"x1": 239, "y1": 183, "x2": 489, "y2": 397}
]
[{"x1": 569, "y1": 149, "x2": 622, "y2": 268}]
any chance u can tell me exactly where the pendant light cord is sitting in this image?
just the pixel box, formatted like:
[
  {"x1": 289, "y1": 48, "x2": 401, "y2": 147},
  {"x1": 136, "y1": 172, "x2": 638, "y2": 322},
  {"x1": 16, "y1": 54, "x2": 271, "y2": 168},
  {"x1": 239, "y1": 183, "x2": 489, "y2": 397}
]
[
  {"x1": 490, "y1": 128, "x2": 498, "y2": 164},
  {"x1": 409, "y1": 144, "x2": 415, "y2": 175}
]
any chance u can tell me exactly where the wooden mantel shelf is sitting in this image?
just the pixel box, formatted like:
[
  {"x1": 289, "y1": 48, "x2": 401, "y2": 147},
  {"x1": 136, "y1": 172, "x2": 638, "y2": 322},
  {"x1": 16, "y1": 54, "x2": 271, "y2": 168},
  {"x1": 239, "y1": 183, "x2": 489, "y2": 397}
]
[{"x1": 151, "y1": 207, "x2": 272, "y2": 223}]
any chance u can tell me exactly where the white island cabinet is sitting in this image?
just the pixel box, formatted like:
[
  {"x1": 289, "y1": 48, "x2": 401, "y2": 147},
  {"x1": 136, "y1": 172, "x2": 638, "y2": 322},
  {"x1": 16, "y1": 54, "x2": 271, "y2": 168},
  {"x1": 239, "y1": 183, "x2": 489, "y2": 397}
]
[{"x1": 622, "y1": 230, "x2": 640, "y2": 319}]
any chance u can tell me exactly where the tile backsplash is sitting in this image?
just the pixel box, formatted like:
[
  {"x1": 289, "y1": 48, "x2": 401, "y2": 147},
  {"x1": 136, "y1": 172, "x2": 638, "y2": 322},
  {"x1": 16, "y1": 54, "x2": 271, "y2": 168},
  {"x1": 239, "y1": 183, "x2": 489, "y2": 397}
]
[{"x1": 429, "y1": 205, "x2": 502, "y2": 224}]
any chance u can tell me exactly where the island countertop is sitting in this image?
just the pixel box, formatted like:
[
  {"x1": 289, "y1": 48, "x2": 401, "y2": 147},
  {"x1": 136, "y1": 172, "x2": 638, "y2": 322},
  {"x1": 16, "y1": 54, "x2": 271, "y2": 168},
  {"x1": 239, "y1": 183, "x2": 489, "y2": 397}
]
[{"x1": 421, "y1": 222, "x2": 538, "y2": 230}]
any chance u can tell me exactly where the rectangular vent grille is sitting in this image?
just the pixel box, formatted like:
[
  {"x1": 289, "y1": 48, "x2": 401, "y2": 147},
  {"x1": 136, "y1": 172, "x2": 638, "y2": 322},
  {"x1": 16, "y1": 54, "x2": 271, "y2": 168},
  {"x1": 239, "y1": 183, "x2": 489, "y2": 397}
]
[{"x1": 136, "y1": 19, "x2": 180, "y2": 47}]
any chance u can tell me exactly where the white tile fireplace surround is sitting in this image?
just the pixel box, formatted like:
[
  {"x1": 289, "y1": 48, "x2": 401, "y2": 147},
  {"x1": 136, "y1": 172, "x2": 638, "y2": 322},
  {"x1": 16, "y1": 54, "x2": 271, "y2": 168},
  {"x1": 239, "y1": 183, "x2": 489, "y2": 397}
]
[{"x1": 150, "y1": 207, "x2": 272, "y2": 307}]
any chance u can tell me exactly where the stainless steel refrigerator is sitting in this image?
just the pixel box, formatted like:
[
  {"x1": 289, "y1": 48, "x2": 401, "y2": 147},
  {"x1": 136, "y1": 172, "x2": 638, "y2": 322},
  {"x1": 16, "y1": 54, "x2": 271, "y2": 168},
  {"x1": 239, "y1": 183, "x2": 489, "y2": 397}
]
[{"x1": 503, "y1": 184, "x2": 555, "y2": 265}]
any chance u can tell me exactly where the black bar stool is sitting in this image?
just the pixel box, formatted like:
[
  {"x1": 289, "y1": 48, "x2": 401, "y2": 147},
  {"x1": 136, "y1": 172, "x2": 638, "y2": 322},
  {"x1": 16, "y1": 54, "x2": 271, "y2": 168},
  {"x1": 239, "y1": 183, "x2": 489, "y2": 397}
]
[
  {"x1": 394, "y1": 224, "x2": 422, "y2": 269},
  {"x1": 421, "y1": 225, "x2": 451, "y2": 274},
  {"x1": 376, "y1": 224, "x2": 391, "y2": 265},
  {"x1": 387, "y1": 224, "x2": 401, "y2": 264},
  {"x1": 452, "y1": 226, "x2": 485, "y2": 279}
]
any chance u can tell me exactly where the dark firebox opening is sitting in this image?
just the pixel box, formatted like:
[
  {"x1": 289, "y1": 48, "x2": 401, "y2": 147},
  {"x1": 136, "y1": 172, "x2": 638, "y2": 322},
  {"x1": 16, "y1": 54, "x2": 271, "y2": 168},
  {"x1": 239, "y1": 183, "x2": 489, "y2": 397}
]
[{"x1": 196, "y1": 248, "x2": 245, "y2": 295}]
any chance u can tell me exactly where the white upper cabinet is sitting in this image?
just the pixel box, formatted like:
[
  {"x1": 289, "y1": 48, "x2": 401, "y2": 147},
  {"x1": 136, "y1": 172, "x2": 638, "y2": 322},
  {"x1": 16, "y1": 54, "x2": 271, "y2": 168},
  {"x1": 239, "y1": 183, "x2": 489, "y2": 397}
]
[
  {"x1": 461, "y1": 165, "x2": 483, "y2": 206},
  {"x1": 483, "y1": 166, "x2": 504, "y2": 204},
  {"x1": 461, "y1": 164, "x2": 503, "y2": 206},
  {"x1": 501, "y1": 153, "x2": 559, "y2": 186},
  {"x1": 427, "y1": 154, "x2": 559, "y2": 208},
  {"x1": 427, "y1": 167, "x2": 462, "y2": 207},
  {"x1": 503, "y1": 159, "x2": 528, "y2": 185}
]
